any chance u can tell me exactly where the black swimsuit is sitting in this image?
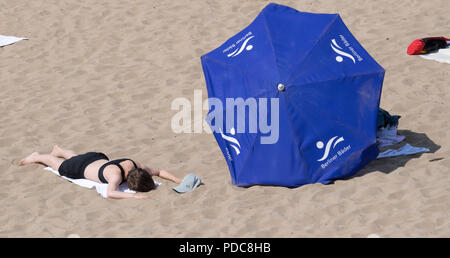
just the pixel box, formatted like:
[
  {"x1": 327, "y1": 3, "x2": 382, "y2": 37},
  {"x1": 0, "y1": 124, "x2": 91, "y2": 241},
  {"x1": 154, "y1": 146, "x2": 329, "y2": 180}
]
[
  {"x1": 58, "y1": 152, "x2": 137, "y2": 184},
  {"x1": 98, "y1": 158, "x2": 137, "y2": 184}
]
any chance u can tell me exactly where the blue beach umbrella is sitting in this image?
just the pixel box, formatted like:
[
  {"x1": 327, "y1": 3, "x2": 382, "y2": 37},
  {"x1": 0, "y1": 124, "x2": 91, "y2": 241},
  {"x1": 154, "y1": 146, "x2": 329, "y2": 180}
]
[{"x1": 201, "y1": 3, "x2": 385, "y2": 187}]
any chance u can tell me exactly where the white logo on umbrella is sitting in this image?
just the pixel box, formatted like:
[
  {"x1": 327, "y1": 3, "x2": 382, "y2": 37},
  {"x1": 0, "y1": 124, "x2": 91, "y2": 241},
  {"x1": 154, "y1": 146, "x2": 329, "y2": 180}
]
[
  {"x1": 227, "y1": 36, "x2": 255, "y2": 57},
  {"x1": 316, "y1": 136, "x2": 345, "y2": 161},
  {"x1": 331, "y1": 39, "x2": 356, "y2": 63},
  {"x1": 220, "y1": 128, "x2": 241, "y2": 155}
]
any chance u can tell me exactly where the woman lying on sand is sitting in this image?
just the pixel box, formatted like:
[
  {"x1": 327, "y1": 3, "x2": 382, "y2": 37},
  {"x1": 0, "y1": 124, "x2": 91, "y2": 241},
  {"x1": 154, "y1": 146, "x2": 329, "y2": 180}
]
[{"x1": 18, "y1": 145, "x2": 183, "y2": 200}]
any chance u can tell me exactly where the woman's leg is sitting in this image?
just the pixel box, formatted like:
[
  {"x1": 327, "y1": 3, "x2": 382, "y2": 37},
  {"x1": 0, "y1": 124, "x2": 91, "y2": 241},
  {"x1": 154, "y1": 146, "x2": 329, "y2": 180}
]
[
  {"x1": 18, "y1": 152, "x2": 64, "y2": 171},
  {"x1": 50, "y1": 145, "x2": 78, "y2": 160}
]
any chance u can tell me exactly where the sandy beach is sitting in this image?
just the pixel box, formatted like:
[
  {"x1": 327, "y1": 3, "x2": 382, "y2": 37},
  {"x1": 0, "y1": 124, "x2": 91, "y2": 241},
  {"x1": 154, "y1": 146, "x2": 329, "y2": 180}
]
[{"x1": 1, "y1": 0, "x2": 449, "y2": 237}]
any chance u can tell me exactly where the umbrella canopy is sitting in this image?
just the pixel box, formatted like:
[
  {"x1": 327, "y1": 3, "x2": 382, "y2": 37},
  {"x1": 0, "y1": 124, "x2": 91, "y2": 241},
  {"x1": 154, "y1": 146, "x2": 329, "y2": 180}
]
[{"x1": 201, "y1": 3, "x2": 385, "y2": 187}]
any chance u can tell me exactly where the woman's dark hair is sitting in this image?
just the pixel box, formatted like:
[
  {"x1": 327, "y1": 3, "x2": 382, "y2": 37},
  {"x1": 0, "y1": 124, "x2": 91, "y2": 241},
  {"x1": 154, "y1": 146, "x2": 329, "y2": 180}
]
[{"x1": 127, "y1": 168, "x2": 155, "y2": 192}]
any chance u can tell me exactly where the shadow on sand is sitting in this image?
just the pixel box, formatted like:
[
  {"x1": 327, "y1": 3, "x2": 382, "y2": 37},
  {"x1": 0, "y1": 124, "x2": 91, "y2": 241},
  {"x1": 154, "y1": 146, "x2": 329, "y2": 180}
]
[{"x1": 351, "y1": 129, "x2": 441, "y2": 178}]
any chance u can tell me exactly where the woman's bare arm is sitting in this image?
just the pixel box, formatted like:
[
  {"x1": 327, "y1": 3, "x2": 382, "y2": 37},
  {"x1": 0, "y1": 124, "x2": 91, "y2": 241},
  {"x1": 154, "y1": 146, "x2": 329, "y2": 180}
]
[
  {"x1": 136, "y1": 161, "x2": 182, "y2": 184},
  {"x1": 157, "y1": 169, "x2": 182, "y2": 184}
]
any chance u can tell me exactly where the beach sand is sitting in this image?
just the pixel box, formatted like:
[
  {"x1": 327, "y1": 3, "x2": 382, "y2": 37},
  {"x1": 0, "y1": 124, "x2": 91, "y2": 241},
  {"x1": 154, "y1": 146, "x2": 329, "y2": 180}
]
[{"x1": 0, "y1": 0, "x2": 449, "y2": 237}]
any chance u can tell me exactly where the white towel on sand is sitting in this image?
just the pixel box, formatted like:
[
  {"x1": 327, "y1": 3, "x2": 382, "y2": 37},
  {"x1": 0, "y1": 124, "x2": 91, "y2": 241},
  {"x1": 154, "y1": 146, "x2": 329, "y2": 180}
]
[
  {"x1": 44, "y1": 167, "x2": 160, "y2": 198},
  {"x1": 0, "y1": 35, "x2": 27, "y2": 47},
  {"x1": 419, "y1": 48, "x2": 450, "y2": 64}
]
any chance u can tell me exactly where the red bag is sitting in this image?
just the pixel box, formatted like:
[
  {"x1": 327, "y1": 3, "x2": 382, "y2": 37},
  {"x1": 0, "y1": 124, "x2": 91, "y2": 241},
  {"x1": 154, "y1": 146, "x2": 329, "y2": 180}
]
[{"x1": 407, "y1": 37, "x2": 450, "y2": 55}]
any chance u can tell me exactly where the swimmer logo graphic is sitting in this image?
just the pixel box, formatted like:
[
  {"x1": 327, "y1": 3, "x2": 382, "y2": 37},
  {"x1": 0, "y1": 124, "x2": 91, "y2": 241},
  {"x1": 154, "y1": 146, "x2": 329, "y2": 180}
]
[
  {"x1": 316, "y1": 136, "x2": 345, "y2": 161},
  {"x1": 330, "y1": 35, "x2": 364, "y2": 63},
  {"x1": 316, "y1": 136, "x2": 352, "y2": 169},
  {"x1": 331, "y1": 39, "x2": 355, "y2": 63},
  {"x1": 227, "y1": 36, "x2": 254, "y2": 57},
  {"x1": 222, "y1": 32, "x2": 254, "y2": 58},
  {"x1": 220, "y1": 128, "x2": 241, "y2": 156}
]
